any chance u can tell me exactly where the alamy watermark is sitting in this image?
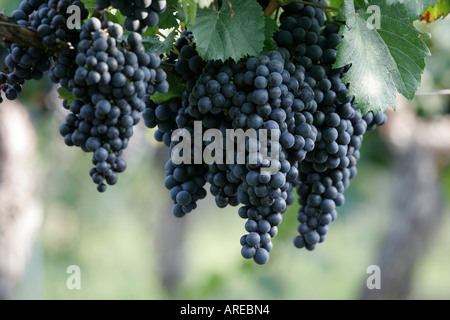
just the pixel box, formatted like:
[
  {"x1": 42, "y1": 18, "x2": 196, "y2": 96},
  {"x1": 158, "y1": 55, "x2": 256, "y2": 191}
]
[
  {"x1": 66, "y1": 265, "x2": 81, "y2": 290},
  {"x1": 66, "y1": 5, "x2": 82, "y2": 30},
  {"x1": 366, "y1": 5, "x2": 381, "y2": 30},
  {"x1": 171, "y1": 121, "x2": 281, "y2": 175},
  {"x1": 366, "y1": 265, "x2": 381, "y2": 290}
]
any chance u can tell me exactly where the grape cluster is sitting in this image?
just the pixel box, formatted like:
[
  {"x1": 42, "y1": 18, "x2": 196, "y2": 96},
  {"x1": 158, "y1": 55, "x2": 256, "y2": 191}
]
[
  {"x1": 0, "y1": 0, "x2": 169, "y2": 192},
  {"x1": 143, "y1": 31, "x2": 205, "y2": 142},
  {"x1": 189, "y1": 53, "x2": 320, "y2": 264},
  {"x1": 0, "y1": 0, "x2": 169, "y2": 101},
  {"x1": 275, "y1": 1, "x2": 325, "y2": 70},
  {"x1": 0, "y1": 0, "x2": 169, "y2": 191},
  {"x1": 29, "y1": 0, "x2": 89, "y2": 48},
  {"x1": 143, "y1": 30, "x2": 214, "y2": 217},
  {"x1": 148, "y1": 26, "x2": 312, "y2": 263},
  {"x1": 165, "y1": 159, "x2": 209, "y2": 218},
  {"x1": 143, "y1": 96, "x2": 179, "y2": 147},
  {"x1": 58, "y1": 18, "x2": 168, "y2": 192},
  {"x1": 0, "y1": 0, "x2": 88, "y2": 102},
  {"x1": 1, "y1": 0, "x2": 388, "y2": 264},
  {"x1": 274, "y1": 2, "x2": 387, "y2": 250},
  {"x1": 143, "y1": 0, "x2": 387, "y2": 264},
  {"x1": 96, "y1": 0, "x2": 167, "y2": 33},
  {"x1": 167, "y1": 31, "x2": 205, "y2": 82}
]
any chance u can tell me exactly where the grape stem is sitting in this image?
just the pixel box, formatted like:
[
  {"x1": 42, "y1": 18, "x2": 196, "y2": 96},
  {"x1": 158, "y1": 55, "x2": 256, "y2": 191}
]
[
  {"x1": 264, "y1": 0, "x2": 280, "y2": 16},
  {"x1": 178, "y1": 29, "x2": 192, "y2": 45},
  {"x1": 157, "y1": 31, "x2": 167, "y2": 39},
  {"x1": 160, "y1": 62, "x2": 176, "y2": 74},
  {"x1": 171, "y1": 45, "x2": 181, "y2": 57},
  {"x1": 325, "y1": 9, "x2": 343, "y2": 26}
]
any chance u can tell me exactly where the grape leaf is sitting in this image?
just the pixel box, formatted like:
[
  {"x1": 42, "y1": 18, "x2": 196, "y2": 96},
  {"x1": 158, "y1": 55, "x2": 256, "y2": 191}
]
[
  {"x1": 196, "y1": 0, "x2": 215, "y2": 8},
  {"x1": 181, "y1": 0, "x2": 198, "y2": 25},
  {"x1": 354, "y1": 0, "x2": 367, "y2": 7},
  {"x1": 158, "y1": 4, "x2": 179, "y2": 29},
  {"x1": 57, "y1": 87, "x2": 76, "y2": 105},
  {"x1": 152, "y1": 73, "x2": 185, "y2": 104},
  {"x1": 142, "y1": 30, "x2": 177, "y2": 54},
  {"x1": 334, "y1": 0, "x2": 430, "y2": 113},
  {"x1": 190, "y1": 0, "x2": 265, "y2": 62},
  {"x1": 385, "y1": 0, "x2": 441, "y2": 19},
  {"x1": 81, "y1": 0, "x2": 97, "y2": 7},
  {"x1": 327, "y1": 0, "x2": 344, "y2": 9},
  {"x1": 262, "y1": 15, "x2": 278, "y2": 53},
  {"x1": 107, "y1": 9, "x2": 126, "y2": 26},
  {"x1": 421, "y1": 0, "x2": 450, "y2": 23},
  {"x1": 175, "y1": 2, "x2": 187, "y2": 23}
]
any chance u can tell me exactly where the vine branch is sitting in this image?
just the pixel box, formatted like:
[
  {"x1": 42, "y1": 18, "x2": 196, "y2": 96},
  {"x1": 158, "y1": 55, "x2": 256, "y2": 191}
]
[
  {"x1": 265, "y1": 0, "x2": 280, "y2": 16},
  {"x1": 0, "y1": 14, "x2": 46, "y2": 50}
]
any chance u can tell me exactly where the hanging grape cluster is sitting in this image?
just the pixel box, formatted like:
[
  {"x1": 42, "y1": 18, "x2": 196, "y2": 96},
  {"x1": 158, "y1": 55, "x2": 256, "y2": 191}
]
[
  {"x1": 145, "y1": 0, "x2": 386, "y2": 264},
  {"x1": 0, "y1": 0, "x2": 387, "y2": 265},
  {"x1": 1, "y1": 0, "x2": 169, "y2": 192}
]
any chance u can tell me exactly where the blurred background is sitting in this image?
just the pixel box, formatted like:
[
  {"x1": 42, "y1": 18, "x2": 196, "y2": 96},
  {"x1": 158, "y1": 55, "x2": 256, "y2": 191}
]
[{"x1": 0, "y1": 0, "x2": 449, "y2": 300}]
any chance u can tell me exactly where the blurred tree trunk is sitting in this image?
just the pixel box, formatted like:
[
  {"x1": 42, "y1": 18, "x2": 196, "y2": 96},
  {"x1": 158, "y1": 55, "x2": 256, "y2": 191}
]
[
  {"x1": 360, "y1": 96, "x2": 446, "y2": 300},
  {"x1": 361, "y1": 142, "x2": 443, "y2": 299},
  {"x1": 153, "y1": 146, "x2": 187, "y2": 297},
  {"x1": 0, "y1": 101, "x2": 42, "y2": 300}
]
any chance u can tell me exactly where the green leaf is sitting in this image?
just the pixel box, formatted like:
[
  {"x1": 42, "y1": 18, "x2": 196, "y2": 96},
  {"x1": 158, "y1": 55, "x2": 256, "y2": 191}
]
[
  {"x1": 57, "y1": 87, "x2": 76, "y2": 105},
  {"x1": 385, "y1": 0, "x2": 441, "y2": 20},
  {"x1": 262, "y1": 15, "x2": 278, "y2": 54},
  {"x1": 190, "y1": 0, "x2": 265, "y2": 62},
  {"x1": 420, "y1": 0, "x2": 450, "y2": 23},
  {"x1": 354, "y1": 0, "x2": 368, "y2": 7},
  {"x1": 181, "y1": 0, "x2": 198, "y2": 25},
  {"x1": 334, "y1": 0, "x2": 430, "y2": 113},
  {"x1": 158, "y1": 5, "x2": 179, "y2": 29},
  {"x1": 107, "y1": 9, "x2": 126, "y2": 26},
  {"x1": 81, "y1": 0, "x2": 97, "y2": 7},
  {"x1": 143, "y1": 30, "x2": 177, "y2": 55},
  {"x1": 196, "y1": 0, "x2": 215, "y2": 8},
  {"x1": 175, "y1": 2, "x2": 187, "y2": 23},
  {"x1": 327, "y1": 0, "x2": 344, "y2": 9},
  {"x1": 151, "y1": 73, "x2": 185, "y2": 104},
  {"x1": 166, "y1": 0, "x2": 180, "y2": 10}
]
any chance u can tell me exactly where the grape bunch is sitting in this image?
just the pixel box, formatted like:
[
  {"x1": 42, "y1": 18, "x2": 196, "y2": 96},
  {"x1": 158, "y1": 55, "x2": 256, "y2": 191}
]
[
  {"x1": 143, "y1": 30, "x2": 215, "y2": 218},
  {"x1": 0, "y1": 0, "x2": 389, "y2": 265},
  {"x1": 96, "y1": 0, "x2": 167, "y2": 33},
  {"x1": 0, "y1": 0, "x2": 89, "y2": 102},
  {"x1": 58, "y1": 18, "x2": 168, "y2": 192},
  {"x1": 144, "y1": 0, "x2": 387, "y2": 264},
  {"x1": 154, "y1": 48, "x2": 312, "y2": 263},
  {"x1": 0, "y1": 0, "x2": 169, "y2": 192},
  {"x1": 191, "y1": 53, "x2": 319, "y2": 264},
  {"x1": 274, "y1": 2, "x2": 387, "y2": 250}
]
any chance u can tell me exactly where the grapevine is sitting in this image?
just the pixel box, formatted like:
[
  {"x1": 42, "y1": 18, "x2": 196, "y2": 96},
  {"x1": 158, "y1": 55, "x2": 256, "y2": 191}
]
[{"x1": 0, "y1": 0, "x2": 442, "y2": 265}]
